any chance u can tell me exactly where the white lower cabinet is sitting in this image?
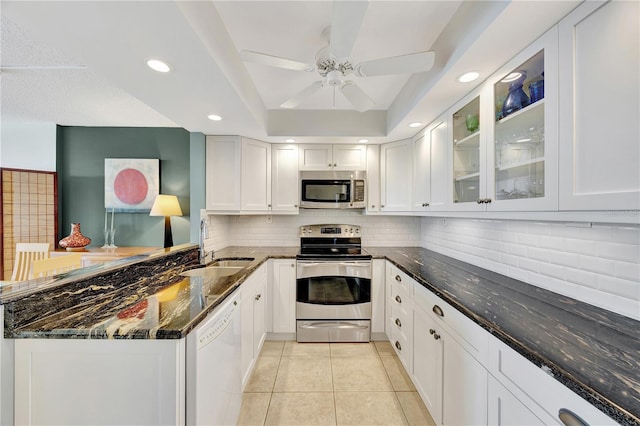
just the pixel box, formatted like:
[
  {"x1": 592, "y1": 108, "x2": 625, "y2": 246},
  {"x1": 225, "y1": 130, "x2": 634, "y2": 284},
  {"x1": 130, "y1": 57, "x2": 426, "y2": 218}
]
[
  {"x1": 488, "y1": 374, "x2": 550, "y2": 426},
  {"x1": 241, "y1": 264, "x2": 267, "y2": 388},
  {"x1": 386, "y1": 262, "x2": 413, "y2": 369},
  {"x1": 371, "y1": 259, "x2": 386, "y2": 336},
  {"x1": 271, "y1": 259, "x2": 296, "y2": 334},
  {"x1": 412, "y1": 283, "x2": 487, "y2": 426},
  {"x1": 14, "y1": 338, "x2": 185, "y2": 425}
]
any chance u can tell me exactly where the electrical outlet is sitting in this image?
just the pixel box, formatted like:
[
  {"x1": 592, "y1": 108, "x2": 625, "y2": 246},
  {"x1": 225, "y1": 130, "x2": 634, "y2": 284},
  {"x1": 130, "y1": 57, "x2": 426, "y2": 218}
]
[
  {"x1": 442, "y1": 217, "x2": 448, "y2": 227},
  {"x1": 266, "y1": 215, "x2": 272, "y2": 224}
]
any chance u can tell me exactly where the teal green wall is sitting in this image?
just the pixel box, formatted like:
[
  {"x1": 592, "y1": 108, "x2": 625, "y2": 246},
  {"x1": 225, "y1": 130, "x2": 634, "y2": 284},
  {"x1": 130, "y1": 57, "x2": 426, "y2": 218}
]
[{"x1": 57, "y1": 126, "x2": 194, "y2": 248}]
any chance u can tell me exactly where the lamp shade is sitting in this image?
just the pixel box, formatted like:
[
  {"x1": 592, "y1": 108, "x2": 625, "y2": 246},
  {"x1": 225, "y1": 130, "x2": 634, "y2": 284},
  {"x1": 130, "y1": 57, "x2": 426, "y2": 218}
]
[{"x1": 149, "y1": 195, "x2": 182, "y2": 217}]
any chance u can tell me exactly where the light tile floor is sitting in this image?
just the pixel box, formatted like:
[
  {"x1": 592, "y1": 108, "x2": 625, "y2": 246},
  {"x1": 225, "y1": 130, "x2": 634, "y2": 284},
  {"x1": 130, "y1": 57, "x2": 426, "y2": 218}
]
[{"x1": 238, "y1": 340, "x2": 436, "y2": 426}]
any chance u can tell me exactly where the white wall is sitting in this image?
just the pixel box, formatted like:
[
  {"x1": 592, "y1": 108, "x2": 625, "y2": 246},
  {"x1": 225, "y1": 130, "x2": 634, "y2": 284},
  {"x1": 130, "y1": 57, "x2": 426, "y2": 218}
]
[
  {"x1": 0, "y1": 122, "x2": 57, "y2": 171},
  {"x1": 421, "y1": 217, "x2": 640, "y2": 320}
]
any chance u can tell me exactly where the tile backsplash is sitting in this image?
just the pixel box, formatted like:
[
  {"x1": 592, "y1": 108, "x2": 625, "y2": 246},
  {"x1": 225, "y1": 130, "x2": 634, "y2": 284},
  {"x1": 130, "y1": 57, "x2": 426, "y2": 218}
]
[
  {"x1": 421, "y1": 217, "x2": 640, "y2": 320},
  {"x1": 203, "y1": 211, "x2": 639, "y2": 320}
]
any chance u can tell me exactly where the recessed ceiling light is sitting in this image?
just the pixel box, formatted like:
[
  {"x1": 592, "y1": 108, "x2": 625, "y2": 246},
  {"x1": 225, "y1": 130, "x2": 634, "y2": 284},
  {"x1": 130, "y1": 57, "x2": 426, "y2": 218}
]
[
  {"x1": 285, "y1": 138, "x2": 295, "y2": 143},
  {"x1": 409, "y1": 122, "x2": 423, "y2": 128},
  {"x1": 359, "y1": 139, "x2": 369, "y2": 143},
  {"x1": 458, "y1": 71, "x2": 479, "y2": 83},
  {"x1": 501, "y1": 72, "x2": 522, "y2": 83},
  {"x1": 207, "y1": 114, "x2": 222, "y2": 121},
  {"x1": 146, "y1": 59, "x2": 172, "y2": 73}
]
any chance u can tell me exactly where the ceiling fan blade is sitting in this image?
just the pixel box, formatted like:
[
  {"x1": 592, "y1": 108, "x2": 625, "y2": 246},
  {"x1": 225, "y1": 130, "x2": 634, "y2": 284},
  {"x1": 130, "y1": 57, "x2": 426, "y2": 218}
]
[
  {"x1": 280, "y1": 81, "x2": 324, "y2": 108},
  {"x1": 240, "y1": 50, "x2": 314, "y2": 72},
  {"x1": 329, "y1": 1, "x2": 368, "y2": 61},
  {"x1": 339, "y1": 81, "x2": 375, "y2": 112},
  {"x1": 356, "y1": 51, "x2": 435, "y2": 77}
]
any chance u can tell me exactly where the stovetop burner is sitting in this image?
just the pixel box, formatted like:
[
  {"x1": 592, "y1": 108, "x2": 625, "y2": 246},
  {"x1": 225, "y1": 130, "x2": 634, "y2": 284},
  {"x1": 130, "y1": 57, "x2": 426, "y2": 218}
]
[{"x1": 297, "y1": 224, "x2": 371, "y2": 260}]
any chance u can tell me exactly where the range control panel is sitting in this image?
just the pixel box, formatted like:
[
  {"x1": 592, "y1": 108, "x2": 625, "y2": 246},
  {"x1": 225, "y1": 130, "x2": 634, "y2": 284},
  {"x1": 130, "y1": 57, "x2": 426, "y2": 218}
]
[{"x1": 299, "y1": 224, "x2": 361, "y2": 238}]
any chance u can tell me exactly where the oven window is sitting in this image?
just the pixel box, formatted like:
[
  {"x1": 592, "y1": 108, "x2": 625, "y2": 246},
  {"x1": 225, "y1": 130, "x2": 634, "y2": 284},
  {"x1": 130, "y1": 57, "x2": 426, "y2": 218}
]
[
  {"x1": 296, "y1": 276, "x2": 371, "y2": 305},
  {"x1": 302, "y1": 180, "x2": 350, "y2": 202}
]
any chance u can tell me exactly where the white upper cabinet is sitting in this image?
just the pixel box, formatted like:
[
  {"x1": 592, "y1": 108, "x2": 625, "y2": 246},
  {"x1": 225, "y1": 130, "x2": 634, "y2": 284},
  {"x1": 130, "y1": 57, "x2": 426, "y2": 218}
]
[
  {"x1": 380, "y1": 139, "x2": 413, "y2": 212},
  {"x1": 271, "y1": 144, "x2": 299, "y2": 213},
  {"x1": 485, "y1": 28, "x2": 559, "y2": 211},
  {"x1": 366, "y1": 144, "x2": 381, "y2": 213},
  {"x1": 558, "y1": 0, "x2": 640, "y2": 211},
  {"x1": 299, "y1": 144, "x2": 367, "y2": 171},
  {"x1": 241, "y1": 138, "x2": 272, "y2": 212},
  {"x1": 451, "y1": 94, "x2": 485, "y2": 211},
  {"x1": 413, "y1": 132, "x2": 431, "y2": 212},
  {"x1": 206, "y1": 136, "x2": 241, "y2": 211}
]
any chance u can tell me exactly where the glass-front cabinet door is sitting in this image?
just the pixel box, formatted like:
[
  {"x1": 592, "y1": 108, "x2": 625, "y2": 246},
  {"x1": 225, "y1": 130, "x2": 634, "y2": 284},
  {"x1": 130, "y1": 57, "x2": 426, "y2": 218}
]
[
  {"x1": 452, "y1": 96, "x2": 482, "y2": 207},
  {"x1": 487, "y1": 28, "x2": 558, "y2": 211}
]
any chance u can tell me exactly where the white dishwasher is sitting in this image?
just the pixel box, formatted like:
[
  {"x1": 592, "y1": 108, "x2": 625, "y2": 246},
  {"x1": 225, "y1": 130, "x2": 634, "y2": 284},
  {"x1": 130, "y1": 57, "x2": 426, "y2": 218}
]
[{"x1": 187, "y1": 291, "x2": 242, "y2": 426}]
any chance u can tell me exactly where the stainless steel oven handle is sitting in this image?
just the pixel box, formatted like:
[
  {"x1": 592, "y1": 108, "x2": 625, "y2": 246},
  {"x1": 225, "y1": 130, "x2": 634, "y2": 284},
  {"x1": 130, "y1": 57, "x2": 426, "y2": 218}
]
[
  {"x1": 299, "y1": 322, "x2": 369, "y2": 329},
  {"x1": 297, "y1": 261, "x2": 370, "y2": 267}
]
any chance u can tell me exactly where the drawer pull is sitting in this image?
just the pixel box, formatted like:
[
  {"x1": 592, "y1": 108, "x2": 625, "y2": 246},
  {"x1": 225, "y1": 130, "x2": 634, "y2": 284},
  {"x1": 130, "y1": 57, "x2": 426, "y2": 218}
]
[
  {"x1": 395, "y1": 295, "x2": 402, "y2": 303},
  {"x1": 432, "y1": 305, "x2": 444, "y2": 317},
  {"x1": 429, "y1": 328, "x2": 435, "y2": 335},
  {"x1": 395, "y1": 341, "x2": 402, "y2": 351},
  {"x1": 395, "y1": 318, "x2": 402, "y2": 327},
  {"x1": 558, "y1": 409, "x2": 588, "y2": 426},
  {"x1": 433, "y1": 332, "x2": 441, "y2": 340},
  {"x1": 395, "y1": 274, "x2": 402, "y2": 282},
  {"x1": 255, "y1": 293, "x2": 261, "y2": 301}
]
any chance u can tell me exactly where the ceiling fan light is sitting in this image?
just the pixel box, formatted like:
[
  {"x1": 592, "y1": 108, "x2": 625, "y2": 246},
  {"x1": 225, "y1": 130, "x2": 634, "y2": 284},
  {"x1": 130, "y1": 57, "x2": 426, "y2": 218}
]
[
  {"x1": 458, "y1": 71, "x2": 479, "y2": 83},
  {"x1": 326, "y1": 70, "x2": 343, "y2": 86},
  {"x1": 146, "y1": 59, "x2": 172, "y2": 73}
]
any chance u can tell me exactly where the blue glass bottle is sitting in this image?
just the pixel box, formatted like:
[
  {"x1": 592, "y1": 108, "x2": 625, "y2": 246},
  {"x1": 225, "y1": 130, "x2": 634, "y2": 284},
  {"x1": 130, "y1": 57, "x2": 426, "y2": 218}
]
[{"x1": 501, "y1": 71, "x2": 530, "y2": 119}]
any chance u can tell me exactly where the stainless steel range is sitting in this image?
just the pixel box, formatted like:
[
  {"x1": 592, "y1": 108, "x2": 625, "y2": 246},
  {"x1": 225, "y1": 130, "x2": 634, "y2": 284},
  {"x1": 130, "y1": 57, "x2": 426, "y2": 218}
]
[{"x1": 296, "y1": 224, "x2": 372, "y2": 342}]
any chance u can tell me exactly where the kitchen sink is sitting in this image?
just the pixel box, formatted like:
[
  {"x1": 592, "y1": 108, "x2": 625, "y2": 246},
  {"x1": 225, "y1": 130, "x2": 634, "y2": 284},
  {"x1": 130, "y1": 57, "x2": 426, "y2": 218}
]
[
  {"x1": 209, "y1": 258, "x2": 255, "y2": 268},
  {"x1": 180, "y1": 266, "x2": 244, "y2": 278}
]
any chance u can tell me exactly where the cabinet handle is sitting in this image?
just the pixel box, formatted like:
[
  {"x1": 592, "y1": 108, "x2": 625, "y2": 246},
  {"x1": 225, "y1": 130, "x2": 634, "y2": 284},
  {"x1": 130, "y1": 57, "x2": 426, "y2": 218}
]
[
  {"x1": 395, "y1": 318, "x2": 402, "y2": 327},
  {"x1": 333, "y1": 163, "x2": 337, "y2": 167},
  {"x1": 294, "y1": 204, "x2": 298, "y2": 208},
  {"x1": 268, "y1": 204, "x2": 272, "y2": 208},
  {"x1": 432, "y1": 305, "x2": 444, "y2": 317},
  {"x1": 485, "y1": 198, "x2": 492, "y2": 204},
  {"x1": 558, "y1": 409, "x2": 588, "y2": 426},
  {"x1": 433, "y1": 332, "x2": 441, "y2": 340},
  {"x1": 422, "y1": 202, "x2": 430, "y2": 207},
  {"x1": 381, "y1": 204, "x2": 385, "y2": 208},
  {"x1": 395, "y1": 274, "x2": 402, "y2": 282},
  {"x1": 429, "y1": 328, "x2": 435, "y2": 335},
  {"x1": 255, "y1": 293, "x2": 261, "y2": 301},
  {"x1": 291, "y1": 263, "x2": 295, "y2": 268},
  {"x1": 477, "y1": 199, "x2": 483, "y2": 204},
  {"x1": 371, "y1": 205, "x2": 375, "y2": 208},
  {"x1": 395, "y1": 295, "x2": 402, "y2": 303},
  {"x1": 395, "y1": 341, "x2": 402, "y2": 351},
  {"x1": 328, "y1": 164, "x2": 332, "y2": 167}
]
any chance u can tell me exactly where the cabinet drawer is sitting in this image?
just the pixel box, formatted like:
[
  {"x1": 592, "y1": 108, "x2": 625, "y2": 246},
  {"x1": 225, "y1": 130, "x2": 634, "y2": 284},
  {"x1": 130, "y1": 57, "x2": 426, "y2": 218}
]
[
  {"x1": 387, "y1": 263, "x2": 413, "y2": 297},
  {"x1": 488, "y1": 335, "x2": 616, "y2": 425},
  {"x1": 413, "y1": 282, "x2": 488, "y2": 365}
]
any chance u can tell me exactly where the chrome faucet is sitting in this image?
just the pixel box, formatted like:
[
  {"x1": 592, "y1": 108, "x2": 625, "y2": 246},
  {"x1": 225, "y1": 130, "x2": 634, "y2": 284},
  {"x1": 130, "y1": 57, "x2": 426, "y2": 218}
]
[{"x1": 199, "y1": 218, "x2": 213, "y2": 264}]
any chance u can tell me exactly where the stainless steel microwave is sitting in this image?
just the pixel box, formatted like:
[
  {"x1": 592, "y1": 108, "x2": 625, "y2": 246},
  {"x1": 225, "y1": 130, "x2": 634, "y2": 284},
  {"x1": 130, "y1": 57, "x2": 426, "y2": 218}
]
[{"x1": 300, "y1": 171, "x2": 366, "y2": 209}]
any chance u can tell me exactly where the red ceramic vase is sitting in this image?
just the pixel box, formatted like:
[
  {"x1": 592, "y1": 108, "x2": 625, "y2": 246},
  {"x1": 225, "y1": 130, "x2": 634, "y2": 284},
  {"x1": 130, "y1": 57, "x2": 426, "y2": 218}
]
[{"x1": 59, "y1": 223, "x2": 91, "y2": 251}]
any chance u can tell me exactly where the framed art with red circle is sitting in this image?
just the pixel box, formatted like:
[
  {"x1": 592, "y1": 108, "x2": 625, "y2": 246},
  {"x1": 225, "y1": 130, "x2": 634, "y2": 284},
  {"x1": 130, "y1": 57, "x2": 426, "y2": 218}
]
[{"x1": 105, "y1": 158, "x2": 159, "y2": 212}]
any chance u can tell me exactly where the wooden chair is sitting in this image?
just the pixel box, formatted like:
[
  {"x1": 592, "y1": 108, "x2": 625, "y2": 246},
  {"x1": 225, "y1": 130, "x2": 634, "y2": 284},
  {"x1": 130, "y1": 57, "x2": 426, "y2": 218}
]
[
  {"x1": 10, "y1": 243, "x2": 51, "y2": 281},
  {"x1": 31, "y1": 253, "x2": 83, "y2": 278}
]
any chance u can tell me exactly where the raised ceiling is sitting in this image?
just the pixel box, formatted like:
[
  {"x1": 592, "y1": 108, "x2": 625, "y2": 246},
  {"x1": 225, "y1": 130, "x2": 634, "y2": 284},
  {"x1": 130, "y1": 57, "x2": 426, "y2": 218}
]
[{"x1": 1, "y1": 1, "x2": 580, "y2": 144}]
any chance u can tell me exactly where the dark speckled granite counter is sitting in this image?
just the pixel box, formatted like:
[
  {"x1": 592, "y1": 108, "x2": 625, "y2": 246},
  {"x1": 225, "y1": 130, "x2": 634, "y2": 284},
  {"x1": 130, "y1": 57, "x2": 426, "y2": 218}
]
[
  {"x1": 366, "y1": 247, "x2": 639, "y2": 426},
  {"x1": 2, "y1": 244, "x2": 637, "y2": 424},
  {"x1": 3, "y1": 245, "x2": 298, "y2": 340}
]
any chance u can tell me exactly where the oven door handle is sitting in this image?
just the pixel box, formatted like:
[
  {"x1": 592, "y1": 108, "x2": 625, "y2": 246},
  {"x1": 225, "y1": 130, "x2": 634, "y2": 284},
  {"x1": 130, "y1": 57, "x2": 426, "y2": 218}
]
[
  {"x1": 299, "y1": 322, "x2": 369, "y2": 329},
  {"x1": 297, "y1": 262, "x2": 370, "y2": 268}
]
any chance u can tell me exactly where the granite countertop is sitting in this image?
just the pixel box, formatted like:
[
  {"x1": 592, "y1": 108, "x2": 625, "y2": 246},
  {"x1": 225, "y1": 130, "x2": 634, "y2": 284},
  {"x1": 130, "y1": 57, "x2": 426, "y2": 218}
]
[
  {"x1": 4, "y1": 246, "x2": 298, "y2": 340},
  {"x1": 3, "y1": 245, "x2": 637, "y2": 424},
  {"x1": 366, "y1": 247, "x2": 639, "y2": 426}
]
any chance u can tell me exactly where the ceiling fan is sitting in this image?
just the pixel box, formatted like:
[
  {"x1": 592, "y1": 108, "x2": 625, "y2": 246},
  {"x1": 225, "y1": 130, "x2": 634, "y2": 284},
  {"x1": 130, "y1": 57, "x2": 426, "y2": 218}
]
[{"x1": 239, "y1": 1, "x2": 435, "y2": 112}]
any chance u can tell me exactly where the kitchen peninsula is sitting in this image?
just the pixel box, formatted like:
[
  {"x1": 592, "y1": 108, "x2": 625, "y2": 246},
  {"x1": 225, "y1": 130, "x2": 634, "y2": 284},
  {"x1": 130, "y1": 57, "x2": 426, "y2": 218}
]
[{"x1": 1, "y1": 244, "x2": 637, "y2": 425}]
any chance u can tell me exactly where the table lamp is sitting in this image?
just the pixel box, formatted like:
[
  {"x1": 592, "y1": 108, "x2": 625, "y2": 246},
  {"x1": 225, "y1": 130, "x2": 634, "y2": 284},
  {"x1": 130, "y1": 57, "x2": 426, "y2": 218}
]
[{"x1": 149, "y1": 194, "x2": 183, "y2": 248}]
